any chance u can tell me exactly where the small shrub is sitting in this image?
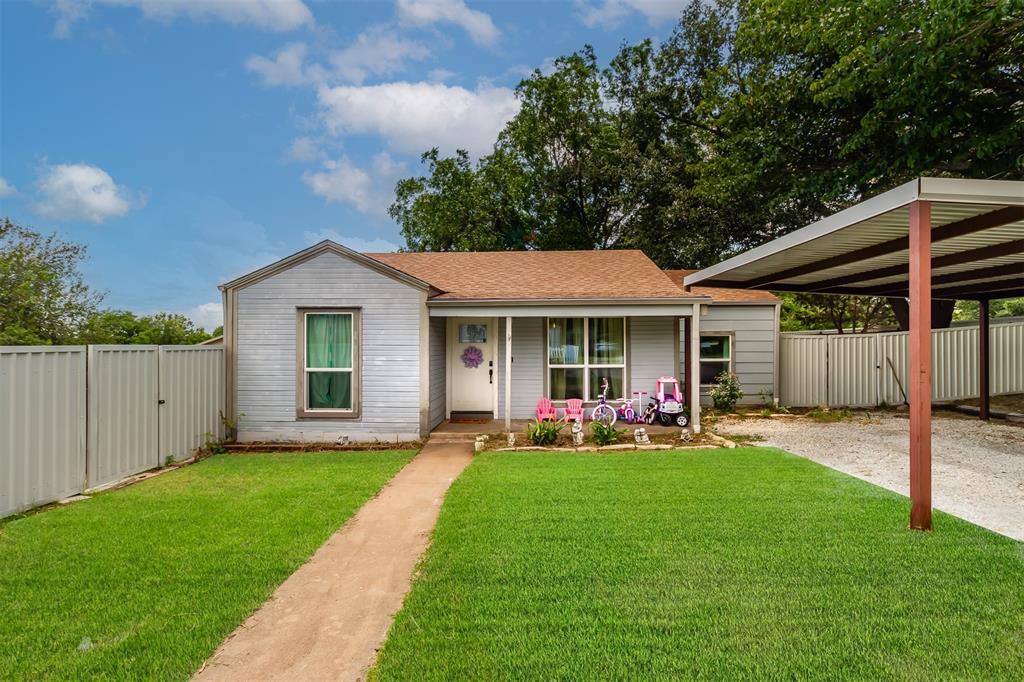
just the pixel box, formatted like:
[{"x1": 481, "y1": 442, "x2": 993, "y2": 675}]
[
  {"x1": 590, "y1": 420, "x2": 627, "y2": 446},
  {"x1": 164, "y1": 455, "x2": 175, "y2": 467},
  {"x1": 759, "y1": 407, "x2": 773, "y2": 418},
  {"x1": 525, "y1": 419, "x2": 563, "y2": 446},
  {"x1": 205, "y1": 431, "x2": 228, "y2": 455},
  {"x1": 710, "y1": 371, "x2": 744, "y2": 412}
]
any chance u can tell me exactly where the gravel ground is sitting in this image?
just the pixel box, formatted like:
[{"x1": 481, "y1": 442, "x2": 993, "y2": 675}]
[{"x1": 716, "y1": 413, "x2": 1024, "y2": 541}]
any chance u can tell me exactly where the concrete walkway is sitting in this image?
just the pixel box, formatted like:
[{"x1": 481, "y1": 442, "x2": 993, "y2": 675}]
[{"x1": 193, "y1": 439, "x2": 474, "y2": 682}]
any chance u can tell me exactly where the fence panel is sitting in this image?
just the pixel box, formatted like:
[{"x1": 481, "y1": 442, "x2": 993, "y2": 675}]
[
  {"x1": 779, "y1": 336, "x2": 828, "y2": 407},
  {"x1": 782, "y1": 321, "x2": 1024, "y2": 408},
  {"x1": 828, "y1": 334, "x2": 879, "y2": 407},
  {"x1": 992, "y1": 323, "x2": 1024, "y2": 395},
  {"x1": 87, "y1": 346, "x2": 160, "y2": 489},
  {"x1": 159, "y1": 346, "x2": 225, "y2": 462},
  {"x1": 0, "y1": 347, "x2": 87, "y2": 517}
]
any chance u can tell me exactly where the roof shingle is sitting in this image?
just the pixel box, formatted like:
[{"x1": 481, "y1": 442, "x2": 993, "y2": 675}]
[
  {"x1": 368, "y1": 250, "x2": 691, "y2": 300},
  {"x1": 663, "y1": 269, "x2": 780, "y2": 303}
]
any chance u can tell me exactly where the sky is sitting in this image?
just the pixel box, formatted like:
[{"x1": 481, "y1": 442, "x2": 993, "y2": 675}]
[{"x1": 1, "y1": 0, "x2": 687, "y2": 331}]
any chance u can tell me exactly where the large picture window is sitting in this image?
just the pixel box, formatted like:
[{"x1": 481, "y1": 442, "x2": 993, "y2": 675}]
[
  {"x1": 699, "y1": 334, "x2": 733, "y2": 385},
  {"x1": 298, "y1": 309, "x2": 359, "y2": 417},
  {"x1": 548, "y1": 317, "x2": 625, "y2": 401}
]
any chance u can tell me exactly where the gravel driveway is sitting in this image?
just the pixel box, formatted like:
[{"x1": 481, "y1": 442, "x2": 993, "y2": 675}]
[{"x1": 717, "y1": 413, "x2": 1024, "y2": 541}]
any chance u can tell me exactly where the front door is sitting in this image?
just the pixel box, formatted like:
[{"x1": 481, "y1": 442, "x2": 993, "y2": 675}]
[{"x1": 449, "y1": 318, "x2": 495, "y2": 414}]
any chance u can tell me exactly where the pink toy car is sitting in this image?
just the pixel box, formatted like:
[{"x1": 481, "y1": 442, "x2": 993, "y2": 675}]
[{"x1": 650, "y1": 376, "x2": 689, "y2": 427}]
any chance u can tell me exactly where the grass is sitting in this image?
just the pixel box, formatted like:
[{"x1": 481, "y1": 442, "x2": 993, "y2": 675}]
[
  {"x1": 0, "y1": 450, "x2": 413, "y2": 680},
  {"x1": 372, "y1": 448, "x2": 1024, "y2": 680}
]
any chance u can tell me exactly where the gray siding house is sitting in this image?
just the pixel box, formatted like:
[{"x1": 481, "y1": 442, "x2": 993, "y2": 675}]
[{"x1": 220, "y1": 242, "x2": 780, "y2": 443}]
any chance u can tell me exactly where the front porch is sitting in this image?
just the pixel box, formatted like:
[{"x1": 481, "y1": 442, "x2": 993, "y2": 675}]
[{"x1": 429, "y1": 303, "x2": 707, "y2": 434}]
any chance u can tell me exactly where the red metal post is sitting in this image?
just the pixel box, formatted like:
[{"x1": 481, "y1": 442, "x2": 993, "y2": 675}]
[
  {"x1": 979, "y1": 298, "x2": 990, "y2": 420},
  {"x1": 909, "y1": 200, "x2": 933, "y2": 531}
]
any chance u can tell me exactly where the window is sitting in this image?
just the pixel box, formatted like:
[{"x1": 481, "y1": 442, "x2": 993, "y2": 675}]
[
  {"x1": 458, "y1": 323, "x2": 487, "y2": 343},
  {"x1": 699, "y1": 334, "x2": 732, "y2": 385},
  {"x1": 548, "y1": 317, "x2": 625, "y2": 401},
  {"x1": 297, "y1": 309, "x2": 359, "y2": 417}
]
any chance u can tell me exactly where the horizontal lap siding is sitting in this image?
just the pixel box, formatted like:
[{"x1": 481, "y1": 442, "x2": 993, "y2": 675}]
[
  {"x1": 497, "y1": 317, "x2": 545, "y2": 419},
  {"x1": 630, "y1": 317, "x2": 677, "y2": 399},
  {"x1": 236, "y1": 252, "x2": 423, "y2": 442},
  {"x1": 681, "y1": 304, "x2": 779, "y2": 406}
]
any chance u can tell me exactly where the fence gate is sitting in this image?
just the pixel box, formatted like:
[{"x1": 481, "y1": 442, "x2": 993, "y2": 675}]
[
  {"x1": 158, "y1": 346, "x2": 225, "y2": 463},
  {"x1": 827, "y1": 335, "x2": 879, "y2": 407},
  {"x1": 87, "y1": 346, "x2": 160, "y2": 489}
]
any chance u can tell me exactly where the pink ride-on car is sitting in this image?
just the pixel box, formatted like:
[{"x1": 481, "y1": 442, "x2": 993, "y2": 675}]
[{"x1": 651, "y1": 376, "x2": 689, "y2": 427}]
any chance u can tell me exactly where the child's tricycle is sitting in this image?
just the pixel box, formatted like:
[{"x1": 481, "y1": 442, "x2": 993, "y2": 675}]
[{"x1": 647, "y1": 376, "x2": 689, "y2": 427}]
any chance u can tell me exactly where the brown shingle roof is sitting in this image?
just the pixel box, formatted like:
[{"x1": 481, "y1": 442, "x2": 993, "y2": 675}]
[
  {"x1": 367, "y1": 250, "x2": 692, "y2": 301},
  {"x1": 663, "y1": 269, "x2": 780, "y2": 303}
]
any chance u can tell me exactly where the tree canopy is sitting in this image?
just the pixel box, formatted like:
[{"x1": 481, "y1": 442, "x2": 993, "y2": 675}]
[
  {"x1": 1, "y1": 217, "x2": 218, "y2": 345},
  {"x1": 389, "y1": 0, "x2": 1024, "y2": 331}
]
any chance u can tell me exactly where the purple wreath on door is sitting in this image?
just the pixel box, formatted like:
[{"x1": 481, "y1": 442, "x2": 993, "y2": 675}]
[{"x1": 461, "y1": 345, "x2": 484, "y2": 368}]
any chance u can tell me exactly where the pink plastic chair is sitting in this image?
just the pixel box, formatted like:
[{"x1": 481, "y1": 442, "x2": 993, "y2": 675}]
[
  {"x1": 536, "y1": 397, "x2": 557, "y2": 421},
  {"x1": 562, "y1": 398, "x2": 585, "y2": 423}
]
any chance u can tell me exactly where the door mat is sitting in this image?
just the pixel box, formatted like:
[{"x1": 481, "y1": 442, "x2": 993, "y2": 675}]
[{"x1": 449, "y1": 413, "x2": 493, "y2": 424}]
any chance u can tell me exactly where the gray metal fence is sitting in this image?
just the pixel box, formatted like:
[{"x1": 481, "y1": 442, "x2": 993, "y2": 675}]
[
  {"x1": 1, "y1": 345, "x2": 224, "y2": 517},
  {"x1": 780, "y1": 321, "x2": 1024, "y2": 407}
]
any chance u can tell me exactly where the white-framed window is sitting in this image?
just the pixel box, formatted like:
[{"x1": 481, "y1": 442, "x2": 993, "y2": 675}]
[
  {"x1": 699, "y1": 334, "x2": 733, "y2": 385},
  {"x1": 297, "y1": 309, "x2": 360, "y2": 417},
  {"x1": 547, "y1": 317, "x2": 626, "y2": 401}
]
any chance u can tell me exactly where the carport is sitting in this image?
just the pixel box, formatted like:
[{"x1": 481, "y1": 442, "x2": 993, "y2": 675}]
[{"x1": 684, "y1": 177, "x2": 1024, "y2": 531}]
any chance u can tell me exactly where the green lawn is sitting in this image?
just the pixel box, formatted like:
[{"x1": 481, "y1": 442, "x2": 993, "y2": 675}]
[
  {"x1": 372, "y1": 448, "x2": 1024, "y2": 680},
  {"x1": 0, "y1": 450, "x2": 413, "y2": 681}
]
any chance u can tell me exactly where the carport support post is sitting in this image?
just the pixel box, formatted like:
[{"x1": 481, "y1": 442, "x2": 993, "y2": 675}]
[
  {"x1": 979, "y1": 298, "x2": 990, "y2": 421},
  {"x1": 505, "y1": 316, "x2": 512, "y2": 432},
  {"x1": 690, "y1": 307, "x2": 701, "y2": 433},
  {"x1": 909, "y1": 200, "x2": 932, "y2": 531}
]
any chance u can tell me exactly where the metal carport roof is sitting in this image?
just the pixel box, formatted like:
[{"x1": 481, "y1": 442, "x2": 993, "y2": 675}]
[{"x1": 684, "y1": 177, "x2": 1024, "y2": 301}]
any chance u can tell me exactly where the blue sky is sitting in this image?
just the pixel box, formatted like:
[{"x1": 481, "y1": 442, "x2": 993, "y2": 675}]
[{"x1": 1, "y1": 0, "x2": 685, "y2": 331}]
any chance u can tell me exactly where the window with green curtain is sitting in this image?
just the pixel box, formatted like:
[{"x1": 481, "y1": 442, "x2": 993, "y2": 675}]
[
  {"x1": 305, "y1": 312, "x2": 354, "y2": 410},
  {"x1": 548, "y1": 317, "x2": 626, "y2": 401}
]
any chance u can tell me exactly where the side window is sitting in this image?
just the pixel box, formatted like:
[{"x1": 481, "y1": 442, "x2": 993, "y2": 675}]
[{"x1": 699, "y1": 335, "x2": 732, "y2": 385}]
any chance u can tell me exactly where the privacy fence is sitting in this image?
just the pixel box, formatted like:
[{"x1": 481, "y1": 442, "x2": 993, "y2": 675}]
[
  {"x1": 1, "y1": 345, "x2": 225, "y2": 518},
  {"x1": 779, "y1": 321, "x2": 1024, "y2": 408}
]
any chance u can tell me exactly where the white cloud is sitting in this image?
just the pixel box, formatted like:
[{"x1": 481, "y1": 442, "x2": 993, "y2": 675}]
[
  {"x1": 577, "y1": 0, "x2": 685, "y2": 28},
  {"x1": 302, "y1": 229, "x2": 401, "y2": 253},
  {"x1": 316, "y1": 81, "x2": 519, "y2": 157},
  {"x1": 329, "y1": 26, "x2": 431, "y2": 85},
  {"x1": 0, "y1": 177, "x2": 16, "y2": 198},
  {"x1": 246, "y1": 42, "x2": 326, "y2": 87},
  {"x1": 33, "y1": 162, "x2": 144, "y2": 223},
  {"x1": 302, "y1": 152, "x2": 407, "y2": 216},
  {"x1": 189, "y1": 302, "x2": 223, "y2": 332},
  {"x1": 248, "y1": 27, "x2": 430, "y2": 87},
  {"x1": 52, "y1": 0, "x2": 313, "y2": 38},
  {"x1": 397, "y1": 0, "x2": 500, "y2": 47},
  {"x1": 286, "y1": 136, "x2": 325, "y2": 162}
]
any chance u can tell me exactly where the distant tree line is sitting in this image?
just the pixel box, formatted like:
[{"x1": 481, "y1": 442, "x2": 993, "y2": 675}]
[
  {"x1": 0, "y1": 218, "x2": 220, "y2": 346},
  {"x1": 389, "y1": 0, "x2": 1024, "y2": 332}
]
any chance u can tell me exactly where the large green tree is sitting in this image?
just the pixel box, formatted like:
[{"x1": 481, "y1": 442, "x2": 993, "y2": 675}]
[
  {"x1": 0, "y1": 218, "x2": 103, "y2": 345},
  {"x1": 390, "y1": 0, "x2": 1023, "y2": 329}
]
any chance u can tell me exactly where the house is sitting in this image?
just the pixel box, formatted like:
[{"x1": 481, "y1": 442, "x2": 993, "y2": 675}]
[{"x1": 219, "y1": 241, "x2": 780, "y2": 443}]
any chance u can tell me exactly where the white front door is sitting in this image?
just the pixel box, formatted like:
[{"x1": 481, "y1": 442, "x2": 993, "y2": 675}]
[{"x1": 449, "y1": 318, "x2": 495, "y2": 413}]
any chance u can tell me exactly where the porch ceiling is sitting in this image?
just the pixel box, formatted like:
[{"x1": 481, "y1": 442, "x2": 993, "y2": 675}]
[{"x1": 426, "y1": 300, "x2": 702, "y2": 318}]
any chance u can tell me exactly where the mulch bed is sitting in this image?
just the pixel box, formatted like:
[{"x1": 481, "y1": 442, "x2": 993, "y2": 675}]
[{"x1": 223, "y1": 441, "x2": 422, "y2": 453}]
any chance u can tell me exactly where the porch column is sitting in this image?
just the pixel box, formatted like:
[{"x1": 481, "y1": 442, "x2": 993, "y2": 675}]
[
  {"x1": 505, "y1": 316, "x2": 512, "y2": 432},
  {"x1": 979, "y1": 298, "x2": 990, "y2": 420},
  {"x1": 689, "y1": 306, "x2": 701, "y2": 433},
  {"x1": 909, "y1": 200, "x2": 932, "y2": 531}
]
